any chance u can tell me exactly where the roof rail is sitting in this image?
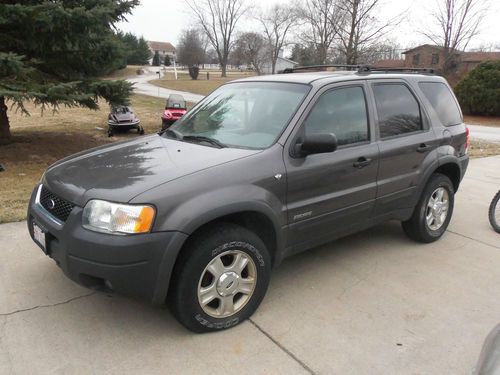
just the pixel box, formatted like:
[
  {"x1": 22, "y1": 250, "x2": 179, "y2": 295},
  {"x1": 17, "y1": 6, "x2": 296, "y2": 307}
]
[
  {"x1": 367, "y1": 67, "x2": 435, "y2": 74},
  {"x1": 280, "y1": 64, "x2": 435, "y2": 75},
  {"x1": 280, "y1": 64, "x2": 369, "y2": 73}
]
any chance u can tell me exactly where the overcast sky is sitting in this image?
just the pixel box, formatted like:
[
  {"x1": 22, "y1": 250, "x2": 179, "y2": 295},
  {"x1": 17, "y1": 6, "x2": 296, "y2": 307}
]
[{"x1": 117, "y1": 0, "x2": 500, "y2": 53}]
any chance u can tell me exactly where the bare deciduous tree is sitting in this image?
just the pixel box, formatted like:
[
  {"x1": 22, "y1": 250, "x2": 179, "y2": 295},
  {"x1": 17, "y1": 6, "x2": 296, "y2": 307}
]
[
  {"x1": 422, "y1": 0, "x2": 487, "y2": 74},
  {"x1": 335, "y1": 0, "x2": 402, "y2": 65},
  {"x1": 298, "y1": 0, "x2": 343, "y2": 64},
  {"x1": 186, "y1": 0, "x2": 249, "y2": 77},
  {"x1": 258, "y1": 4, "x2": 299, "y2": 74},
  {"x1": 232, "y1": 32, "x2": 267, "y2": 74}
]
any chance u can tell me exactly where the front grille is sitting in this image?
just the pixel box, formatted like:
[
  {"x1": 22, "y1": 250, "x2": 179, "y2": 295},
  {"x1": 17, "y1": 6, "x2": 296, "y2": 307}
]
[{"x1": 39, "y1": 186, "x2": 75, "y2": 222}]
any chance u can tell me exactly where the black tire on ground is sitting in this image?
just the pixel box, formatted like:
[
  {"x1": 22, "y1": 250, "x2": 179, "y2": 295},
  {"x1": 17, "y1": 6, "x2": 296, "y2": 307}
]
[
  {"x1": 488, "y1": 190, "x2": 500, "y2": 233},
  {"x1": 107, "y1": 129, "x2": 113, "y2": 137},
  {"x1": 139, "y1": 128, "x2": 145, "y2": 135},
  {"x1": 169, "y1": 223, "x2": 271, "y2": 333},
  {"x1": 402, "y1": 173, "x2": 455, "y2": 243}
]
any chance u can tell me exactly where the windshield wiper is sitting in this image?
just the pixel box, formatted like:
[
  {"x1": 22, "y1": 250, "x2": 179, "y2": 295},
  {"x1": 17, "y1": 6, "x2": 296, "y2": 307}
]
[
  {"x1": 183, "y1": 135, "x2": 227, "y2": 148},
  {"x1": 159, "y1": 128, "x2": 183, "y2": 140},
  {"x1": 159, "y1": 128, "x2": 226, "y2": 148}
]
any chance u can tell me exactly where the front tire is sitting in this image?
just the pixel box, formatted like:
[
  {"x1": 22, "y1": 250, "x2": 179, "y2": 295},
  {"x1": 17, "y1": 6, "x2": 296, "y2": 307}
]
[
  {"x1": 169, "y1": 223, "x2": 271, "y2": 333},
  {"x1": 402, "y1": 173, "x2": 455, "y2": 243}
]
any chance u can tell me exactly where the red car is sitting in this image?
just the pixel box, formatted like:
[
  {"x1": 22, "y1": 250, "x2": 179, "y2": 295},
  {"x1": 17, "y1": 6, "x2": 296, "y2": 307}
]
[{"x1": 161, "y1": 94, "x2": 187, "y2": 129}]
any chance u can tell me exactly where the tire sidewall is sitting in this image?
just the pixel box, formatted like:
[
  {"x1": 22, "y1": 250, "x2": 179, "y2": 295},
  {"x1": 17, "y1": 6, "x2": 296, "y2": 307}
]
[
  {"x1": 174, "y1": 227, "x2": 271, "y2": 332},
  {"x1": 489, "y1": 191, "x2": 500, "y2": 233}
]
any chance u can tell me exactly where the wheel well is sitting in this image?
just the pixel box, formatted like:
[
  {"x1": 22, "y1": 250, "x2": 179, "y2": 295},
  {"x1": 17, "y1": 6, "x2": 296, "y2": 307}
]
[
  {"x1": 182, "y1": 211, "x2": 278, "y2": 266},
  {"x1": 434, "y1": 163, "x2": 461, "y2": 191}
]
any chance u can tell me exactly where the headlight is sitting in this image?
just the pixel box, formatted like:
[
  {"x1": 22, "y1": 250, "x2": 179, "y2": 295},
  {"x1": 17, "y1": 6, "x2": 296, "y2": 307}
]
[{"x1": 82, "y1": 200, "x2": 155, "y2": 234}]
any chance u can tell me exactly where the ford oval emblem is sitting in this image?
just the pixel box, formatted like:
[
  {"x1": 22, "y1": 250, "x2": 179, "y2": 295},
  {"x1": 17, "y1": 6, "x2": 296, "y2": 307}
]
[{"x1": 47, "y1": 199, "x2": 56, "y2": 210}]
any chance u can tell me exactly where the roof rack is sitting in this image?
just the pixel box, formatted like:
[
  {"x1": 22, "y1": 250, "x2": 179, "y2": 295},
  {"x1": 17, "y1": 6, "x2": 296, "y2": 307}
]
[{"x1": 280, "y1": 64, "x2": 435, "y2": 75}]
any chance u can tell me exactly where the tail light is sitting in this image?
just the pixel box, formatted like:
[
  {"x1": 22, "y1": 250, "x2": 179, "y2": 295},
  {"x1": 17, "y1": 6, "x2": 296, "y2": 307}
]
[
  {"x1": 465, "y1": 127, "x2": 470, "y2": 153},
  {"x1": 163, "y1": 110, "x2": 173, "y2": 119}
]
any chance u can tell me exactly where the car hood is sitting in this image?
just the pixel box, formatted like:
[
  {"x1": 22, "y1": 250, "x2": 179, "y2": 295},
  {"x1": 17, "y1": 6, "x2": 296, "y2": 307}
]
[{"x1": 43, "y1": 135, "x2": 260, "y2": 207}]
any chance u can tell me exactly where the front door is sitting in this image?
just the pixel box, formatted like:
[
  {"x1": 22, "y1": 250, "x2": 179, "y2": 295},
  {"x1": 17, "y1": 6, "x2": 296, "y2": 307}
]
[{"x1": 284, "y1": 82, "x2": 379, "y2": 250}]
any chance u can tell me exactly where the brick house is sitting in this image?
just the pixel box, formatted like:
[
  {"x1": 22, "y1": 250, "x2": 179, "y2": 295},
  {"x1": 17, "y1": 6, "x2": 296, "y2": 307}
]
[
  {"x1": 147, "y1": 41, "x2": 176, "y2": 64},
  {"x1": 401, "y1": 44, "x2": 500, "y2": 74},
  {"x1": 372, "y1": 59, "x2": 406, "y2": 68},
  {"x1": 458, "y1": 51, "x2": 500, "y2": 74}
]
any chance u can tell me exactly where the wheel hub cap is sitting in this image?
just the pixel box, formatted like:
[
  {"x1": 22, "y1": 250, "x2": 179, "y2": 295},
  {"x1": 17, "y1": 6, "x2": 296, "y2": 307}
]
[
  {"x1": 216, "y1": 272, "x2": 240, "y2": 296},
  {"x1": 426, "y1": 187, "x2": 449, "y2": 231},
  {"x1": 197, "y1": 250, "x2": 257, "y2": 318}
]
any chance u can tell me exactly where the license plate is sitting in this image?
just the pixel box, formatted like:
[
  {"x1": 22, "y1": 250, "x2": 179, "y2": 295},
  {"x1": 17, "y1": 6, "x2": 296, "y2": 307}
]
[{"x1": 33, "y1": 222, "x2": 47, "y2": 253}]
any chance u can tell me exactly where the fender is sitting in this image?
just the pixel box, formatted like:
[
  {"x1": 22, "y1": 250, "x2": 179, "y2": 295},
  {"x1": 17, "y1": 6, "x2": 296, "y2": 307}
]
[
  {"x1": 156, "y1": 184, "x2": 285, "y2": 236},
  {"x1": 409, "y1": 149, "x2": 463, "y2": 211},
  {"x1": 149, "y1": 185, "x2": 286, "y2": 305}
]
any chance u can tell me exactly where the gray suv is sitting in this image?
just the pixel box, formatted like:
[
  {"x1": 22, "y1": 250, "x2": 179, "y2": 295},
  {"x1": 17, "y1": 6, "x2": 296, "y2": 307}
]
[{"x1": 28, "y1": 68, "x2": 469, "y2": 332}]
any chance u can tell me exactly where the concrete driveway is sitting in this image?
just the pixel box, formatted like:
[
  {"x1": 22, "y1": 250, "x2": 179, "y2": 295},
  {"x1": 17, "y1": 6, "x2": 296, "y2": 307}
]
[{"x1": 1, "y1": 156, "x2": 499, "y2": 375}]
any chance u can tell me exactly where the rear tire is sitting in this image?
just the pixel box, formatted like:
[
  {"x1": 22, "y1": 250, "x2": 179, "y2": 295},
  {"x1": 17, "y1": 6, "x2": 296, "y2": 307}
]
[
  {"x1": 402, "y1": 173, "x2": 454, "y2": 243},
  {"x1": 489, "y1": 190, "x2": 500, "y2": 233},
  {"x1": 169, "y1": 223, "x2": 271, "y2": 333}
]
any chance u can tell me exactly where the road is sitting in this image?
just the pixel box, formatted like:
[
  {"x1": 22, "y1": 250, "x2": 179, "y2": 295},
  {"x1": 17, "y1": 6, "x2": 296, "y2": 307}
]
[
  {"x1": 127, "y1": 72, "x2": 205, "y2": 103},
  {"x1": 466, "y1": 124, "x2": 500, "y2": 143},
  {"x1": 2, "y1": 156, "x2": 500, "y2": 374}
]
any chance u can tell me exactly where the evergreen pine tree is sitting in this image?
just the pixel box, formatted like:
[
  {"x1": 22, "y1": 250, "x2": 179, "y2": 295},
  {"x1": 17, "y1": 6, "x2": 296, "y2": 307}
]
[
  {"x1": 0, "y1": 1, "x2": 139, "y2": 144},
  {"x1": 152, "y1": 51, "x2": 161, "y2": 67}
]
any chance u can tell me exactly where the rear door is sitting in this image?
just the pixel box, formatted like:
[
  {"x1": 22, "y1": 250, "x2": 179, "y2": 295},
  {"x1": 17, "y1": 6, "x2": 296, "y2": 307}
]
[
  {"x1": 284, "y1": 81, "x2": 379, "y2": 249},
  {"x1": 368, "y1": 80, "x2": 438, "y2": 215}
]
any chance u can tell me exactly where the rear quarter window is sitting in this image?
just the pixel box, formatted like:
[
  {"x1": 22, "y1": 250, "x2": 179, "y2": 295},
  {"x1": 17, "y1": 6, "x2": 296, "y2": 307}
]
[
  {"x1": 372, "y1": 83, "x2": 422, "y2": 139},
  {"x1": 418, "y1": 82, "x2": 462, "y2": 126}
]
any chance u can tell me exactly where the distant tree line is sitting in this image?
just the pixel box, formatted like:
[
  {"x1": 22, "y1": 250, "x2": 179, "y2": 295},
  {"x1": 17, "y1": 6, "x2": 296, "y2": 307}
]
[{"x1": 181, "y1": 0, "x2": 487, "y2": 77}]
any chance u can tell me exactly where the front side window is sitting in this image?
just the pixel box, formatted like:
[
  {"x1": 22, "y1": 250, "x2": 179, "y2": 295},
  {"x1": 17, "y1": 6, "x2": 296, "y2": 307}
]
[
  {"x1": 170, "y1": 82, "x2": 310, "y2": 149},
  {"x1": 303, "y1": 86, "x2": 369, "y2": 146},
  {"x1": 419, "y1": 82, "x2": 462, "y2": 126},
  {"x1": 372, "y1": 83, "x2": 422, "y2": 138}
]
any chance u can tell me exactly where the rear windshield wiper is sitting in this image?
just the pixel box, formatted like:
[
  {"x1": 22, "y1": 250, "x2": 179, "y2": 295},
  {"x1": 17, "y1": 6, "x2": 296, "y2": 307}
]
[{"x1": 183, "y1": 135, "x2": 227, "y2": 148}]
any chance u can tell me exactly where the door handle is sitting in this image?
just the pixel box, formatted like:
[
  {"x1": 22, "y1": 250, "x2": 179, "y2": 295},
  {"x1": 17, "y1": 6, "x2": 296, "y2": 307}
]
[
  {"x1": 353, "y1": 157, "x2": 372, "y2": 168},
  {"x1": 417, "y1": 143, "x2": 432, "y2": 153}
]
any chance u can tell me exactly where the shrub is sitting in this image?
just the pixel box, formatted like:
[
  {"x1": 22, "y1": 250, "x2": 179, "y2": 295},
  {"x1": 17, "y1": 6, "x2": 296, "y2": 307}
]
[
  {"x1": 188, "y1": 66, "x2": 200, "y2": 80},
  {"x1": 454, "y1": 61, "x2": 500, "y2": 116}
]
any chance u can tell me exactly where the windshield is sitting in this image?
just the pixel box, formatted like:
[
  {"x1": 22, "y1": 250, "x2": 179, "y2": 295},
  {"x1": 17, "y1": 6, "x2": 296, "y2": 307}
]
[{"x1": 168, "y1": 82, "x2": 310, "y2": 149}]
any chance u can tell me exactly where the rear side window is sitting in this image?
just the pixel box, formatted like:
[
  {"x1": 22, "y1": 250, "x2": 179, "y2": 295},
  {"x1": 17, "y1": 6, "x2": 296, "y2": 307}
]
[
  {"x1": 372, "y1": 83, "x2": 422, "y2": 138},
  {"x1": 419, "y1": 82, "x2": 462, "y2": 126},
  {"x1": 304, "y1": 86, "x2": 368, "y2": 146}
]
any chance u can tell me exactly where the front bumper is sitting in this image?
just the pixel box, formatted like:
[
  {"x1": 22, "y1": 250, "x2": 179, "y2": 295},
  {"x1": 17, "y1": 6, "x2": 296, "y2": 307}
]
[
  {"x1": 108, "y1": 120, "x2": 141, "y2": 127},
  {"x1": 27, "y1": 184, "x2": 187, "y2": 304}
]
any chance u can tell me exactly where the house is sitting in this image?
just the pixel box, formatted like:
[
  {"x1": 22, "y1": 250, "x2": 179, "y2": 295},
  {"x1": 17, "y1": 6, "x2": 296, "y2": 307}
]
[
  {"x1": 262, "y1": 56, "x2": 298, "y2": 74},
  {"x1": 372, "y1": 59, "x2": 406, "y2": 68},
  {"x1": 401, "y1": 44, "x2": 500, "y2": 74},
  {"x1": 401, "y1": 44, "x2": 454, "y2": 71},
  {"x1": 459, "y1": 51, "x2": 500, "y2": 74},
  {"x1": 147, "y1": 41, "x2": 176, "y2": 64}
]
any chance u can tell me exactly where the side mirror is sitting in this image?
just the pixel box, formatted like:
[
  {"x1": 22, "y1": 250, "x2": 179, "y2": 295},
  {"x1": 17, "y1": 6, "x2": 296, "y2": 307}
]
[{"x1": 294, "y1": 133, "x2": 338, "y2": 157}]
